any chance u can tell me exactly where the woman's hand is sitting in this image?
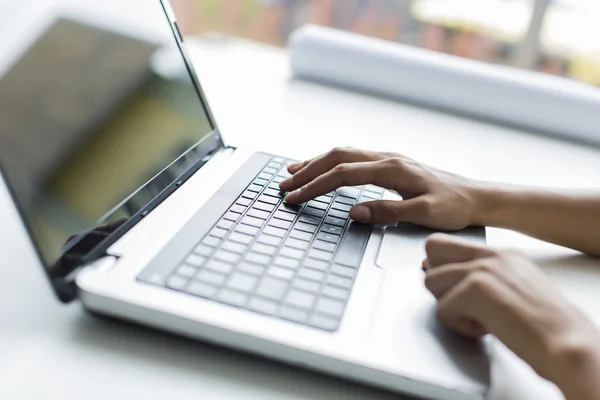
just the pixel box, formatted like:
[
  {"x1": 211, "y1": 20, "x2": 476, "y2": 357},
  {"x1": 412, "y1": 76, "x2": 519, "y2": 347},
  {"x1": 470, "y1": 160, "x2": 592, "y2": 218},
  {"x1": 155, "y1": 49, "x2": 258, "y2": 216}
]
[
  {"x1": 424, "y1": 234, "x2": 600, "y2": 399},
  {"x1": 279, "y1": 147, "x2": 483, "y2": 230}
]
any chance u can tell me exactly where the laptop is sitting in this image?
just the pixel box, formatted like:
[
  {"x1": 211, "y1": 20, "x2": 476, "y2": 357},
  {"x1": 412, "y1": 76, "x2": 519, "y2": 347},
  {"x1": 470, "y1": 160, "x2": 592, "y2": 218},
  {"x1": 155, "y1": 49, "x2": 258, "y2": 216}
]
[{"x1": 0, "y1": 1, "x2": 489, "y2": 399}]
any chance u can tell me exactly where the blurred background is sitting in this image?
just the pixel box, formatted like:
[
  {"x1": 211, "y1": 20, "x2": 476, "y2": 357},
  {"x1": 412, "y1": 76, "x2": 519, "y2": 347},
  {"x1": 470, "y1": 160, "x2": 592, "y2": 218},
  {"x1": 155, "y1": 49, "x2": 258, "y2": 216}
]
[{"x1": 170, "y1": 0, "x2": 600, "y2": 87}]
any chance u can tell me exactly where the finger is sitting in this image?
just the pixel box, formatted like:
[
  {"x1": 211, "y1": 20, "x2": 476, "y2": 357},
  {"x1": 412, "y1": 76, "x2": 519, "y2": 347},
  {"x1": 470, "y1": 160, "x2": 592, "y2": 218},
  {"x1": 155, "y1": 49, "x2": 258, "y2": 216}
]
[
  {"x1": 284, "y1": 160, "x2": 398, "y2": 205},
  {"x1": 349, "y1": 198, "x2": 425, "y2": 225},
  {"x1": 425, "y1": 233, "x2": 494, "y2": 268},
  {"x1": 424, "y1": 261, "x2": 478, "y2": 299},
  {"x1": 287, "y1": 159, "x2": 312, "y2": 174},
  {"x1": 279, "y1": 147, "x2": 388, "y2": 192},
  {"x1": 436, "y1": 275, "x2": 489, "y2": 339}
]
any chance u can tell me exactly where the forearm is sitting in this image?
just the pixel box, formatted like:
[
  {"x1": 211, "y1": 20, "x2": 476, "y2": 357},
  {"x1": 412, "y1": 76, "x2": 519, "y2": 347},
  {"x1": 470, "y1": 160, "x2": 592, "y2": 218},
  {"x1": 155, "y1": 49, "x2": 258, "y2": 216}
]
[{"x1": 471, "y1": 183, "x2": 600, "y2": 256}]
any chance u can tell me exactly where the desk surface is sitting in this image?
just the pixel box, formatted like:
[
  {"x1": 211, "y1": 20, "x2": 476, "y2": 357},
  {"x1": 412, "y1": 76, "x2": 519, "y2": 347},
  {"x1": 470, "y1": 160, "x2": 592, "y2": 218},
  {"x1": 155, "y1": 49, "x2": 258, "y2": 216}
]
[{"x1": 2, "y1": 36, "x2": 600, "y2": 400}]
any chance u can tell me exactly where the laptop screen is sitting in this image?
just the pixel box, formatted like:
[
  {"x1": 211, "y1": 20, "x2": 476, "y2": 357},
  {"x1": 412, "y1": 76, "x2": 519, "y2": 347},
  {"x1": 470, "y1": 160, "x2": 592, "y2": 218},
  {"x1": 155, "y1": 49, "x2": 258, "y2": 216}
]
[{"x1": 0, "y1": 0, "x2": 222, "y2": 293}]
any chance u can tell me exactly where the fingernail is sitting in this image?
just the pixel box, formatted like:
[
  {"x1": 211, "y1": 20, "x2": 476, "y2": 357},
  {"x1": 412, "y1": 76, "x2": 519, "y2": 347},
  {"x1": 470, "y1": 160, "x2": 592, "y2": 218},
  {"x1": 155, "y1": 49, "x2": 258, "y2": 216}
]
[
  {"x1": 288, "y1": 162, "x2": 302, "y2": 170},
  {"x1": 279, "y1": 177, "x2": 292, "y2": 190},
  {"x1": 284, "y1": 191, "x2": 298, "y2": 203},
  {"x1": 352, "y1": 206, "x2": 371, "y2": 222}
]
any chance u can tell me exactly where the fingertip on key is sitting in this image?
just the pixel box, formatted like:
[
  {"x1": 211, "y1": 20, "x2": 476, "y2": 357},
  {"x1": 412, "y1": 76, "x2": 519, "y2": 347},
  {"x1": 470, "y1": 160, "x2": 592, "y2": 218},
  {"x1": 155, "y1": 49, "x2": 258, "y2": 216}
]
[
  {"x1": 284, "y1": 190, "x2": 299, "y2": 204},
  {"x1": 279, "y1": 177, "x2": 293, "y2": 191}
]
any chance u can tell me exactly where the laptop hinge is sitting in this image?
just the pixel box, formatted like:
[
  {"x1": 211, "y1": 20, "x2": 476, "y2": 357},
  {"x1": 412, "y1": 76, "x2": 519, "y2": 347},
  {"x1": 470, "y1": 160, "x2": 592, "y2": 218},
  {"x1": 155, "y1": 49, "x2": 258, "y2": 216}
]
[{"x1": 55, "y1": 255, "x2": 120, "y2": 303}]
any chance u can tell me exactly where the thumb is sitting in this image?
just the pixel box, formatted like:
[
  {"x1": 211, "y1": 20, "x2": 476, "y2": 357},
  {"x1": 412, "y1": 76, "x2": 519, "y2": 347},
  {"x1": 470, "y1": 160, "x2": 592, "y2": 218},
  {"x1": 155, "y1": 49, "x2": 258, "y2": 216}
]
[{"x1": 349, "y1": 199, "x2": 423, "y2": 225}]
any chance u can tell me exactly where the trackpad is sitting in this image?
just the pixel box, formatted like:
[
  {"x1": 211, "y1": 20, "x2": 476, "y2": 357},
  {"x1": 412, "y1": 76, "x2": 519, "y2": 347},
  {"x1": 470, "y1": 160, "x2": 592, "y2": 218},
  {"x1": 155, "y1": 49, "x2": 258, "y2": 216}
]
[{"x1": 376, "y1": 223, "x2": 487, "y2": 270}]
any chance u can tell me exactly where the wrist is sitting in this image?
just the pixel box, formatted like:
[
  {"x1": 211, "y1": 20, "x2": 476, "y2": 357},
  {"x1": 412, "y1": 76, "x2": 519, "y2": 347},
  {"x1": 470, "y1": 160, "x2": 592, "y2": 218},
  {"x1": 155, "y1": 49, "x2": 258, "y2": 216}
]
[
  {"x1": 543, "y1": 326, "x2": 600, "y2": 399},
  {"x1": 467, "y1": 181, "x2": 505, "y2": 227}
]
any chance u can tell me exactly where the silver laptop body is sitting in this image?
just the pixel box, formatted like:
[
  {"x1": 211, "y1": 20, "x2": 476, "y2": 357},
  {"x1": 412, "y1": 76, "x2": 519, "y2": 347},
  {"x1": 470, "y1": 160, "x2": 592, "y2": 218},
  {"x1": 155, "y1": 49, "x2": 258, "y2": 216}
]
[{"x1": 0, "y1": 1, "x2": 489, "y2": 399}]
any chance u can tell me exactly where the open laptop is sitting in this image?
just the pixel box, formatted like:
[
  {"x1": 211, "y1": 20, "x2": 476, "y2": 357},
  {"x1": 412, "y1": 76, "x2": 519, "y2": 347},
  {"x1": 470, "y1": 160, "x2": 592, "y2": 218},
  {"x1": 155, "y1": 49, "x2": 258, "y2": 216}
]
[{"x1": 0, "y1": 1, "x2": 489, "y2": 399}]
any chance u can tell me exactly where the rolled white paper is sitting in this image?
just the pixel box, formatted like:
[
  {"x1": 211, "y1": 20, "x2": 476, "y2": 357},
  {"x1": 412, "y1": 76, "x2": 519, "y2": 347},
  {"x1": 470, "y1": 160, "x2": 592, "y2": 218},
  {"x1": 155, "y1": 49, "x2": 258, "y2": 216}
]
[{"x1": 290, "y1": 25, "x2": 600, "y2": 145}]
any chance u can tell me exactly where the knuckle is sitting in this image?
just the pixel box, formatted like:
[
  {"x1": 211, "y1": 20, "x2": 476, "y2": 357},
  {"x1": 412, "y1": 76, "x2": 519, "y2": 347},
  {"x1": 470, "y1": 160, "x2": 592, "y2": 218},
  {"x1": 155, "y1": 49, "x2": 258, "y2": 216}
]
[
  {"x1": 385, "y1": 156, "x2": 407, "y2": 169},
  {"x1": 333, "y1": 162, "x2": 352, "y2": 174},
  {"x1": 464, "y1": 272, "x2": 491, "y2": 293},
  {"x1": 475, "y1": 259, "x2": 496, "y2": 274},
  {"x1": 328, "y1": 147, "x2": 348, "y2": 161}
]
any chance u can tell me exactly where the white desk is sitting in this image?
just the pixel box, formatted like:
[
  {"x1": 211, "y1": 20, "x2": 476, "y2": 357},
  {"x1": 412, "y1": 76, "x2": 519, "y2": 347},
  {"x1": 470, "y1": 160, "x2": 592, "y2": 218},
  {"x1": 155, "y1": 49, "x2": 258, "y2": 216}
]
[{"x1": 2, "y1": 35, "x2": 600, "y2": 400}]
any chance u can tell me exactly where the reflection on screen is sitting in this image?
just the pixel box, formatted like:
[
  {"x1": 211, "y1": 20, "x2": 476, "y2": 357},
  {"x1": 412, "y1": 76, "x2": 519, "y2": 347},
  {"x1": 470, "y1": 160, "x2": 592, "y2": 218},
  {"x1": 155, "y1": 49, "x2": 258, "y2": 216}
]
[{"x1": 0, "y1": 5, "x2": 216, "y2": 275}]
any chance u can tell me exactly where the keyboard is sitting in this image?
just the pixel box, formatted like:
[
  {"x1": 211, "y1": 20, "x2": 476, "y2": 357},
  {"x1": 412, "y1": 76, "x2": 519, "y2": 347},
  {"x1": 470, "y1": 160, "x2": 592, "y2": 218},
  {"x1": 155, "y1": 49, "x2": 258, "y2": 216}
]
[{"x1": 139, "y1": 157, "x2": 384, "y2": 331}]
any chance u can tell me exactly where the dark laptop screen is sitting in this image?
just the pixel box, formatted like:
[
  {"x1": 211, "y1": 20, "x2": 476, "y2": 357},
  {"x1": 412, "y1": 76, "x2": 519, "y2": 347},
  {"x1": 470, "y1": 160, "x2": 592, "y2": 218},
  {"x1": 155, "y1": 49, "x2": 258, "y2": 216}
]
[{"x1": 0, "y1": 1, "x2": 222, "y2": 291}]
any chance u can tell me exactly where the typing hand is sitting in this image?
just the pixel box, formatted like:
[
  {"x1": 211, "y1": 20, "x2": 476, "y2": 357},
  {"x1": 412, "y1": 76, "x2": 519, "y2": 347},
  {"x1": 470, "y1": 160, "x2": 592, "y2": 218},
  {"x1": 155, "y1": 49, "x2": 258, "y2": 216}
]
[
  {"x1": 424, "y1": 234, "x2": 600, "y2": 399},
  {"x1": 280, "y1": 147, "x2": 480, "y2": 229}
]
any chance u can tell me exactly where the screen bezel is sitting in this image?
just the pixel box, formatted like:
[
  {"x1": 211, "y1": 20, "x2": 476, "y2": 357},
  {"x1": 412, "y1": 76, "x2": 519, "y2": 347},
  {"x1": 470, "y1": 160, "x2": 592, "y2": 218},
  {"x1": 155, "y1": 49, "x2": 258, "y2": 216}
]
[{"x1": 0, "y1": 0, "x2": 226, "y2": 302}]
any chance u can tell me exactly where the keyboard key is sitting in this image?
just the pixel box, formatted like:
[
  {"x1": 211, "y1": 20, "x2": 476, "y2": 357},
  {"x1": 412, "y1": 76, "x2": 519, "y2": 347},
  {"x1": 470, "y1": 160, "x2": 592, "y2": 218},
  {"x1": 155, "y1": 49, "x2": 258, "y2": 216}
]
[
  {"x1": 223, "y1": 212, "x2": 240, "y2": 222},
  {"x1": 285, "y1": 238, "x2": 309, "y2": 250},
  {"x1": 264, "y1": 166, "x2": 278, "y2": 175},
  {"x1": 241, "y1": 216, "x2": 265, "y2": 228},
  {"x1": 258, "y1": 172, "x2": 272, "y2": 180},
  {"x1": 253, "y1": 201, "x2": 275, "y2": 213},
  {"x1": 176, "y1": 264, "x2": 198, "y2": 279},
  {"x1": 324, "y1": 217, "x2": 346, "y2": 227},
  {"x1": 308, "y1": 249, "x2": 332, "y2": 262},
  {"x1": 279, "y1": 203, "x2": 301, "y2": 214},
  {"x1": 210, "y1": 227, "x2": 229, "y2": 238},
  {"x1": 258, "y1": 195, "x2": 279, "y2": 205},
  {"x1": 252, "y1": 178, "x2": 268, "y2": 187},
  {"x1": 303, "y1": 207, "x2": 325, "y2": 218},
  {"x1": 277, "y1": 169, "x2": 292, "y2": 178},
  {"x1": 272, "y1": 157, "x2": 285, "y2": 164},
  {"x1": 186, "y1": 282, "x2": 218, "y2": 299},
  {"x1": 226, "y1": 272, "x2": 259, "y2": 293},
  {"x1": 326, "y1": 274, "x2": 353, "y2": 289},
  {"x1": 221, "y1": 241, "x2": 247, "y2": 254},
  {"x1": 257, "y1": 234, "x2": 282, "y2": 246},
  {"x1": 314, "y1": 195, "x2": 332, "y2": 204},
  {"x1": 322, "y1": 285, "x2": 349, "y2": 301},
  {"x1": 357, "y1": 196, "x2": 371, "y2": 205},
  {"x1": 245, "y1": 252, "x2": 271, "y2": 265},
  {"x1": 298, "y1": 214, "x2": 321, "y2": 225},
  {"x1": 285, "y1": 289, "x2": 316, "y2": 309},
  {"x1": 214, "y1": 250, "x2": 241, "y2": 264},
  {"x1": 230, "y1": 204, "x2": 246, "y2": 214},
  {"x1": 334, "y1": 222, "x2": 370, "y2": 268},
  {"x1": 273, "y1": 211, "x2": 296, "y2": 222},
  {"x1": 187, "y1": 254, "x2": 207, "y2": 268},
  {"x1": 331, "y1": 202, "x2": 352, "y2": 212},
  {"x1": 331, "y1": 264, "x2": 356, "y2": 279},
  {"x1": 289, "y1": 230, "x2": 313, "y2": 242},
  {"x1": 365, "y1": 185, "x2": 384, "y2": 195},
  {"x1": 193, "y1": 245, "x2": 213, "y2": 258},
  {"x1": 166, "y1": 275, "x2": 189, "y2": 290},
  {"x1": 264, "y1": 188, "x2": 284, "y2": 198},
  {"x1": 304, "y1": 258, "x2": 329, "y2": 272},
  {"x1": 205, "y1": 260, "x2": 235, "y2": 275},
  {"x1": 315, "y1": 297, "x2": 345, "y2": 317},
  {"x1": 293, "y1": 278, "x2": 321, "y2": 293},
  {"x1": 280, "y1": 306, "x2": 309, "y2": 323},
  {"x1": 328, "y1": 209, "x2": 349, "y2": 220},
  {"x1": 268, "y1": 161, "x2": 283, "y2": 169},
  {"x1": 248, "y1": 297, "x2": 279, "y2": 315},
  {"x1": 324, "y1": 192, "x2": 335, "y2": 198},
  {"x1": 298, "y1": 268, "x2": 325, "y2": 282},
  {"x1": 268, "y1": 266, "x2": 295, "y2": 280},
  {"x1": 229, "y1": 232, "x2": 253, "y2": 245},
  {"x1": 217, "y1": 219, "x2": 235, "y2": 230},
  {"x1": 316, "y1": 232, "x2": 340, "y2": 244},
  {"x1": 321, "y1": 224, "x2": 343, "y2": 235},
  {"x1": 248, "y1": 184, "x2": 263, "y2": 193},
  {"x1": 269, "y1": 219, "x2": 292, "y2": 230},
  {"x1": 294, "y1": 222, "x2": 317, "y2": 233},
  {"x1": 256, "y1": 277, "x2": 289, "y2": 301},
  {"x1": 362, "y1": 192, "x2": 379, "y2": 200},
  {"x1": 267, "y1": 181, "x2": 282, "y2": 190},
  {"x1": 279, "y1": 247, "x2": 304, "y2": 260},
  {"x1": 238, "y1": 262, "x2": 266, "y2": 276},
  {"x1": 337, "y1": 187, "x2": 360, "y2": 199},
  {"x1": 309, "y1": 314, "x2": 339, "y2": 331},
  {"x1": 242, "y1": 190, "x2": 257, "y2": 200},
  {"x1": 217, "y1": 289, "x2": 249, "y2": 307},
  {"x1": 274, "y1": 256, "x2": 300, "y2": 269},
  {"x1": 251, "y1": 243, "x2": 277, "y2": 256},
  {"x1": 263, "y1": 226, "x2": 287, "y2": 238},
  {"x1": 248, "y1": 208, "x2": 270, "y2": 220},
  {"x1": 334, "y1": 196, "x2": 355, "y2": 206},
  {"x1": 307, "y1": 201, "x2": 328, "y2": 211},
  {"x1": 196, "y1": 270, "x2": 227, "y2": 286},
  {"x1": 313, "y1": 240, "x2": 336, "y2": 252},
  {"x1": 272, "y1": 175, "x2": 285, "y2": 184},
  {"x1": 236, "y1": 197, "x2": 252, "y2": 207}
]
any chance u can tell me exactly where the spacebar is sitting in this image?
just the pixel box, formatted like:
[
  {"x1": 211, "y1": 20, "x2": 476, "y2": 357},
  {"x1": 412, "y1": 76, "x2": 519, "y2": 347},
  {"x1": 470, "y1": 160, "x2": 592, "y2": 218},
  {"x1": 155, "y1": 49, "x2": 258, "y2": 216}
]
[{"x1": 334, "y1": 222, "x2": 372, "y2": 268}]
